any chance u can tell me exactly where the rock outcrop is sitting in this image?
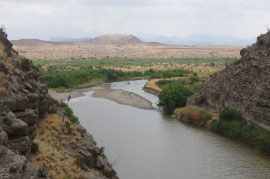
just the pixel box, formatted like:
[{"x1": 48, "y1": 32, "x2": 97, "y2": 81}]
[
  {"x1": 0, "y1": 28, "x2": 118, "y2": 178},
  {"x1": 188, "y1": 32, "x2": 270, "y2": 130}
]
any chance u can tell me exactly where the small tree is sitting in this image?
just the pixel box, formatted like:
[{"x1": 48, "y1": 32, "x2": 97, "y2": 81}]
[{"x1": 158, "y1": 83, "x2": 193, "y2": 114}]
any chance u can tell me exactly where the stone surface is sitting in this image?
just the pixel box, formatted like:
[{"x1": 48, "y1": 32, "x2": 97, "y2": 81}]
[
  {"x1": 0, "y1": 29, "x2": 118, "y2": 178},
  {"x1": 0, "y1": 150, "x2": 39, "y2": 179},
  {"x1": 14, "y1": 109, "x2": 38, "y2": 124},
  {"x1": 0, "y1": 112, "x2": 28, "y2": 137},
  {"x1": 188, "y1": 32, "x2": 270, "y2": 130}
]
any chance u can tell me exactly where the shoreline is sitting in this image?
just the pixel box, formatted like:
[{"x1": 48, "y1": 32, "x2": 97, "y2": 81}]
[{"x1": 49, "y1": 84, "x2": 153, "y2": 110}]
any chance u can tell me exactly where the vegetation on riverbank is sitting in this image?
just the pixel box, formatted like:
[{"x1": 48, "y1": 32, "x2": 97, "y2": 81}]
[
  {"x1": 175, "y1": 107, "x2": 212, "y2": 126},
  {"x1": 158, "y1": 83, "x2": 193, "y2": 114},
  {"x1": 211, "y1": 108, "x2": 270, "y2": 154},
  {"x1": 34, "y1": 57, "x2": 235, "y2": 73},
  {"x1": 59, "y1": 102, "x2": 79, "y2": 123},
  {"x1": 42, "y1": 67, "x2": 191, "y2": 88},
  {"x1": 175, "y1": 107, "x2": 270, "y2": 154}
]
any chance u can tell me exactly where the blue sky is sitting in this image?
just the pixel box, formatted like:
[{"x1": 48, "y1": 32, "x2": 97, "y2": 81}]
[{"x1": 1, "y1": 0, "x2": 270, "y2": 40}]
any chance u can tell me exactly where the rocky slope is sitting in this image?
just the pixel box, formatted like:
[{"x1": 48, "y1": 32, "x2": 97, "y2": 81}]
[
  {"x1": 188, "y1": 32, "x2": 270, "y2": 130},
  {"x1": 0, "y1": 29, "x2": 117, "y2": 178}
]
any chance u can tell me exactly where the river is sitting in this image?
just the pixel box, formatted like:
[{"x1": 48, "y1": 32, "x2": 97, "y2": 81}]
[{"x1": 69, "y1": 80, "x2": 270, "y2": 179}]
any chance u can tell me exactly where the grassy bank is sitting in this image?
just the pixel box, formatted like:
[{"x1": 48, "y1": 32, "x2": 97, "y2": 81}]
[
  {"x1": 176, "y1": 107, "x2": 270, "y2": 154},
  {"x1": 211, "y1": 110, "x2": 270, "y2": 154}
]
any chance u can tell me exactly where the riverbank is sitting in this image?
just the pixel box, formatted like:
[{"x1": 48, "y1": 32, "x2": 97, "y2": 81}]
[{"x1": 49, "y1": 85, "x2": 153, "y2": 110}]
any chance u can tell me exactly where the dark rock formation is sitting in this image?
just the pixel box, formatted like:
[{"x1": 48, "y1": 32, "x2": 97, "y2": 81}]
[
  {"x1": 0, "y1": 29, "x2": 118, "y2": 178},
  {"x1": 188, "y1": 32, "x2": 270, "y2": 130}
]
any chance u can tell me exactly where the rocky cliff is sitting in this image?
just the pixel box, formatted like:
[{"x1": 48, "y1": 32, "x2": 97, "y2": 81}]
[
  {"x1": 188, "y1": 32, "x2": 270, "y2": 130},
  {"x1": 0, "y1": 29, "x2": 117, "y2": 178}
]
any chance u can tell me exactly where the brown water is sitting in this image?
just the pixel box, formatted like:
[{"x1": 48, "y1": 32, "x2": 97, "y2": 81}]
[{"x1": 69, "y1": 80, "x2": 270, "y2": 179}]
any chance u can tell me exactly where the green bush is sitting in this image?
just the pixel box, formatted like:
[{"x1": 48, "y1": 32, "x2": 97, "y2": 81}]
[
  {"x1": 3, "y1": 117, "x2": 12, "y2": 126},
  {"x1": 220, "y1": 108, "x2": 243, "y2": 121},
  {"x1": 60, "y1": 102, "x2": 79, "y2": 123},
  {"x1": 102, "y1": 169, "x2": 117, "y2": 179},
  {"x1": 9, "y1": 165, "x2": 18, "y2": 173},
  {"x1": 211, "y1": 108, "x2": 270, "y2": 154},
  {"x1": 99, "y1": 146, "x2": 107, "y2": 159},
  {"x1": 31, "y1": 142, "x2": 39, "y2": 154},
  {"x1": 37, "y1": 167, "x2": 48, "y2": 177},
  {"x1": 21, "y1": 59, "x2": 31, "y2": 71},
  {"x1": 158, "y1": 83, "x2": 193, "y2": 114}
]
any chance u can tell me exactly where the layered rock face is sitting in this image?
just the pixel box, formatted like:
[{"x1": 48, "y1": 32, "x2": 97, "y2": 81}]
[
  {"x1": 0, "y1": 29, "x2": 117, "y2": 178},
  {"x1": 0, "y1": 28, "x2": 57, "y2": 155},
  {"x1": 188, "y1": 32, "x2": 270, "y2": 130}
]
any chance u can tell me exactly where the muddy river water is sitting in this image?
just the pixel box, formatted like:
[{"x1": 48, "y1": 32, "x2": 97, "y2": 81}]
[{"x1": 69, "y1": 80, "x2": 270, "y2": 179}]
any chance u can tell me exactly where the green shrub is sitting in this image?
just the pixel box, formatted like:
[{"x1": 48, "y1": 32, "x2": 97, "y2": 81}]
[
  {"x1": 37, "y1": 167, "x2": 48, "y2": 177},
  {"x1": 65, "y1": 121, "x2": 72, "y2": 135},
  {"x1": 102, "y1": 169, "x2": 117, "y2": 179},
  {"x1": 99, "y1": 146, "x2": 107, "y2": 159},
  {"x1": 9, "y1": 165, "x2": 18, "y2": 173},
  {"x1": 31, "y1": 142, "x2": 39, "y2": 154},
  {"x1": 158, "y1": 83, "x2": 193, "y2": 114},
  {"x1": 21, "y1": 59, "x2": 31, "y2": 71},
  {"x1": 220, "y1": 108, "x2": 243, "y2": 121},
  {"x1": 60, "y1": 102, "x2": 79, "y2": 123},
  {"x1": 3, "y1": 117, "x2": 12, "y2": 126},
  {"x1": 188, "y1": 76, "x2": 200, "y2": 82},
  {"x1": 211, "y1": 109, "x2": 270, "y2": 154}
]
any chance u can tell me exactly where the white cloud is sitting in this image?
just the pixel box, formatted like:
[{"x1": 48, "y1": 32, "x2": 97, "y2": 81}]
[{"x1": 0, "y1": 0, "x2": 269, "y2": 40}]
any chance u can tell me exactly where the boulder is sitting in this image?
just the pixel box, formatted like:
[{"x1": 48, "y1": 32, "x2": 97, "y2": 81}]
[
  {"x1": 14, "y1": 109, "x2": 38, "y2": 124},
  {"x1": 0, "y1": 112, "x2": 28, "y2": 137}
]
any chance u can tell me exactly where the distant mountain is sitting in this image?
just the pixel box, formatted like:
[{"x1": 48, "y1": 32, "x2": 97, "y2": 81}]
[
  {"x1": 86, "y1": 34, "x2": 163, "y2": 46},
  {"x1": 50, "y1": 37, "x2": 91, "y2": 42},
  {"x1": 11, "y1": 39, "x2": 60, "y2": 46},
  {"x1": 136, "y1": 33, "x2": 256, "y2": 46}
]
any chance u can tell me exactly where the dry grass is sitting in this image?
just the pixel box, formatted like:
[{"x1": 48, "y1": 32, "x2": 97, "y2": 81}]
[
  {"x1": 1, "y1": 79, "x2": 7, "y2": 86},
  {"x1": 30, "y1": 114, "x2": 87, "y2": 179},
  {"x1": 175, "y1": 107, "x2": 219, "y2": 126},
  {"x1": 145, "y1": 79, "x2": 162, "y2": 92},
  {"x1": 13, "y1": 42, "x2": 241, "y2": 60},
  {"x1": 0, "y1": 87, "x2": 6, "y2": 95},
  {"x1": 0, "y1": 72, "x2": 5, "y2": 77}
]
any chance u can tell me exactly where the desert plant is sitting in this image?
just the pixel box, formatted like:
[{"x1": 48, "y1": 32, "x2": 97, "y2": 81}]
[
  {"x1": 21, "y1": 59, "x2": 31, "y2": 71},
  {"x1": 220, "y1": 108, "x2": 243, "y2": 121},
  {"x1": 9, "y1": 165, "x2": 18, "y2": 173},
  {"x1": 99, "y1": 146, "x2": 107, "y2": 159},
  {"x1": 3, "y1": 117, "x2": 12, "y2": 126},
  {"x1": 31, "y1": 142, "x2": 39, "y2": 154},
  {"x1": 37, "y1": 167, "x2": 48, "y2": 177},
  {"x1": 59, "y1": 102, "x2": 79, "y2": 123},
  {"x1": 102, "y1": 169, "x2": 117, "y2": 179}
]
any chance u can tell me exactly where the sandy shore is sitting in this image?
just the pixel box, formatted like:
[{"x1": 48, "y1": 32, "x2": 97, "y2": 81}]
[{"x1": 49, "y1": 85, "x2": 153, "y2": 110}]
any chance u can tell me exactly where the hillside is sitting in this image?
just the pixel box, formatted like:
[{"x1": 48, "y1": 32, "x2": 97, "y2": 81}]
[
  {"x1": 0, "y1": 29, "x2": 118, "y2": 178},
  {"x1": 87, "y1": 34, "x2": 147, "y2": 45},
  {"x1": 11, "y1": 34, "x2": 242, "y2": 60},
  {"x1": 188, "y1": 32, "x2": 270, "y2": 130}
]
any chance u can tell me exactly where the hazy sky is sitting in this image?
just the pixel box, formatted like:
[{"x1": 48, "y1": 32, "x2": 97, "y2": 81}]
[{"x1": 1, "y1": 0, "x2": 270, "y2": 40}]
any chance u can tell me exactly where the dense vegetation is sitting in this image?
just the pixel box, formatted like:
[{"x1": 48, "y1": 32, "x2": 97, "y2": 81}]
[
  {"x1": 155, "y1": 75, "x2": 202, "y2": 93},
  {"x1": 42, "y1": 67, "x2": 190, "y2": 88},
  {"x1": 59, "y1": 102, "x2": 79, "y2": 123},
  {"x1": 212, "y1": 108, "x2": 270, "y2": 154},
  {"x1": 34, "y1": 57, "x2": 235, "y2": 71},
  {"x1": 158, "y1": 83, "x2": 193, "y2": 114}
]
